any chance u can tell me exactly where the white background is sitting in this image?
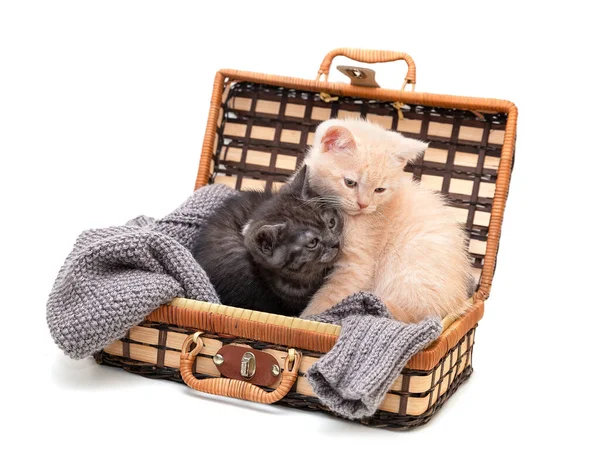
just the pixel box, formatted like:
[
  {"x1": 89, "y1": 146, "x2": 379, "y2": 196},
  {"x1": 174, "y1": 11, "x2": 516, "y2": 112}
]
[{"x1": 1, "y1": 1, "x2": 598, "y2": 450}]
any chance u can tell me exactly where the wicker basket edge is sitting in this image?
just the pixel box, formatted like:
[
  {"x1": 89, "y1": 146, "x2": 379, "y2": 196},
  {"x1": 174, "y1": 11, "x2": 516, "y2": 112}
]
[{"x1": 144, "y1": 301, "x2": 483, "y2": 371}]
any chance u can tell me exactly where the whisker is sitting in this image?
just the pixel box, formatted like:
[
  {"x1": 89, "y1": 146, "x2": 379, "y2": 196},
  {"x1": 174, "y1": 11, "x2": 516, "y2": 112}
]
[
  {"x1": 302, "y1": 195, "x2": 344, "y2": 209},
  {"x1": 371, "y1": 209, "x2": 389, "y2": 225},
  {"x1": 375, "y1": 209, "x2": 389, "y2": 221}
]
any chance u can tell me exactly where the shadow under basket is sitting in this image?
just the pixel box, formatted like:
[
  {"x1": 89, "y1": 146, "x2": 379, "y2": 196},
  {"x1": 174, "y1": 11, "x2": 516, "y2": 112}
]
[{"x1": 95, "y1": 48, "x2": 517, "y2": 430}]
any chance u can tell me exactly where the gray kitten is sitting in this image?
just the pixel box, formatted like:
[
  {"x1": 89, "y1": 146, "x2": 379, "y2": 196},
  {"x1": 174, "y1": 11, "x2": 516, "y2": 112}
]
[{"x1": 192, "y1": 166, "x2": 343, "y2": 316}]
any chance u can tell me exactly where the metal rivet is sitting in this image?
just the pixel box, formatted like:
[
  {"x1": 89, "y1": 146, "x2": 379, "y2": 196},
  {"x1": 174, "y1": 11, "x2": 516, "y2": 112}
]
[
  {"x1": 271, "y1": 364, "x2": 280, "y2": 376},
  {"x1": 351, "y1": 68, "x2": 365, "y2": 78},
  {"x1": 213, "y1": 354, "x2": 224, "y2": 366}
]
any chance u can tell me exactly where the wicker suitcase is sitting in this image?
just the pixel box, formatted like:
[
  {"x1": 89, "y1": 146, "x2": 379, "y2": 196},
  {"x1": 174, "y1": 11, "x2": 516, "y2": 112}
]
[{"x1": 95, "y1": 48, "x2": 517, "y2": 429}]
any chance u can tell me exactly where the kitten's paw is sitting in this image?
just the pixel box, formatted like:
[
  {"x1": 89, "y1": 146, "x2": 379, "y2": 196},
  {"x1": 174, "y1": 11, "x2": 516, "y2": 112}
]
[
  {"x1": 300, "y1": 298, "x2": 334, "y2": 318},
  {"x1": 299, "y1": 303, "x2": 324, "y2": 318},
  {"x1": 300, "y1": 294, "x2": 338, "y2": 319}
]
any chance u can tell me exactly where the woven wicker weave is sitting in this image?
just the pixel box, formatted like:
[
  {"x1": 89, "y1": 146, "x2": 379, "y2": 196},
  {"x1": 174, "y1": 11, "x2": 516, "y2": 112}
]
[{"x1": 96, "y1": 48, "x2": 517, "y2": 429}]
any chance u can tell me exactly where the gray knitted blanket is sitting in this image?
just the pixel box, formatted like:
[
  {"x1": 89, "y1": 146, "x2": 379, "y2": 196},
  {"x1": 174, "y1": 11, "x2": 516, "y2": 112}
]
[
  {"x1": 47, "y1": 184, "x2": 234, "y2": 359},
  {"x1": 306, "y1": 293, "x2": 442, "y2": 419},
  {"x1": 47, "y1": 184, "x2": 442, "y2": 420}
]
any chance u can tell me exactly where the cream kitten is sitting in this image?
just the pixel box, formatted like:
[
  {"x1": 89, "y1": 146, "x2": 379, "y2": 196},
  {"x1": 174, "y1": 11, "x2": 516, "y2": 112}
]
[{"x1": 301, "y1": 119, "x2": 472, "y2": 322}]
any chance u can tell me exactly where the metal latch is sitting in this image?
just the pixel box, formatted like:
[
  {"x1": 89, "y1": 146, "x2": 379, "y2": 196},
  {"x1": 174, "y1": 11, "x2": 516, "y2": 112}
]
[
  {"x1": 212, "y1": 344, "x2": 282, "y2": 385},
  {"x1": 240, "y1": 351, "x2": 256, "y2": 379},
  {"x1": 337, "y1": 65, "x2": 380, "y2": 88}
]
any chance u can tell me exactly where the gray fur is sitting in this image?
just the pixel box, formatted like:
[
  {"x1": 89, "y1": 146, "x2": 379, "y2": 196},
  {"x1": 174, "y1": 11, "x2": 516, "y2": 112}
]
[{"x1": 192, "y1": 166, "x2": 343, "y2": 316}]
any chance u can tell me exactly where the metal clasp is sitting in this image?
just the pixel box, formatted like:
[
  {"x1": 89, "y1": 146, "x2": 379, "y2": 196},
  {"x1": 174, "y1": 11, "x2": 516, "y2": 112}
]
[{"x1": 240, "y1": 352, "x2": 256, "y2": 379}]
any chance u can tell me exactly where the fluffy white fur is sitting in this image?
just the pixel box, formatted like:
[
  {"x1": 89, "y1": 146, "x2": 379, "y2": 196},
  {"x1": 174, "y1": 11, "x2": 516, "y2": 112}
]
[{"x1": 301, "y1": 119, "x2": 472, "y2": 322}]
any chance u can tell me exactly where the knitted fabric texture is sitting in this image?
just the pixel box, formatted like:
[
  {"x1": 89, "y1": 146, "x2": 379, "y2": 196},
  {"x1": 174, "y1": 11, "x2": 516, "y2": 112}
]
[
  {"x1": 46, "y1": 184, "x2": 235, "y2": 359},
  {"x1": 306, "y1": 292, "x2": 442, "y2": 420}
]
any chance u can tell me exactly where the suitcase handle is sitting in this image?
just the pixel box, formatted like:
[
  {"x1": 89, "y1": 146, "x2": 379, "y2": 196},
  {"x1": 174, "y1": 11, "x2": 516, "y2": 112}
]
[
  {"x1": 179, "y1": 333, "x2": 301, "y2": 404},
  {"x1": 317, "y1": 48, "x2": 417, "y2": 90}
]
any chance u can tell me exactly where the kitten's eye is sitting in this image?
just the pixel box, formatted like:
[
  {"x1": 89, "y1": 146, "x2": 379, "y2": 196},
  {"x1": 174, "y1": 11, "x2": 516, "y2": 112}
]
[
  {"x1": 306, "y1": 238, "x2": 319, "y2": 249},
  {"x1": 374, "y1": 187, "x2": 387, "y2": 193},
  {"x1": 328, "y1": 217, "x2": 336, "y2": 229},
  {"x1": 344, "y1": 178, "x2": 357, "y2": 188}
]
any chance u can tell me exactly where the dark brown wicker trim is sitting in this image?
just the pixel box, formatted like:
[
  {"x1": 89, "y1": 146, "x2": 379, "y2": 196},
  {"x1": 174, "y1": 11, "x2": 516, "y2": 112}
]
[
  {"x1": 212, "y1": 81, "x2": 510, "y2": 301},
  {"x1": 196, "y1": 68, "x2": 517, "y2": 305},
  {"x1": 157, "y1": 327, "x2": 167, "y2": 368},
  {"x1": 123, "y1": 330, "x2": 130, "y2": 359},
  {"x1": 399, "y1": 375, "x2": 411, "y2": 416}
]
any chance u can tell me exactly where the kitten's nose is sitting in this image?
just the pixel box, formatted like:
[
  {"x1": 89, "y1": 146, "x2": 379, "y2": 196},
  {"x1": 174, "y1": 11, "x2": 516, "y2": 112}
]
[{"x1": 358, "y1": 202, "x2": 368, "y2": 209}]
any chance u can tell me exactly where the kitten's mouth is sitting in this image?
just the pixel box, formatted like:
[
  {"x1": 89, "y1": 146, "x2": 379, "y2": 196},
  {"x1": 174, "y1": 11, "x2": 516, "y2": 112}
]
[
  {"x1": 345, "y1": 209, "x2": 363, "y2": 216},
  {"x1": 346, "y1": 208, "x2": 373, "y2": 216},
  {"x1": 321, "y1": 242, "x2": 340, "y2": 264},
  {"x1": 321, "y1": 246, "x2": 339, "y2": 263}
]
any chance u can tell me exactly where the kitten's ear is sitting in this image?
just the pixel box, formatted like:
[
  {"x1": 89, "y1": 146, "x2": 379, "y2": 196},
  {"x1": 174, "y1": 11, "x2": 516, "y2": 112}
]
[
  {"x1": 254, "y1": 223, "x2": 285, "y2": 256},
  {"x1": 393, "y1": 135, "x2": 428, "y2": 163},
  {"x1": 286, "y1": 165, "x2": 316, "y2": 200},
  {"x1": 287, "y1": 165, "x2": 307, "y2": 193},
  {"x1": 321, "y1": 126, "x2": 356, "y2": 153}
]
